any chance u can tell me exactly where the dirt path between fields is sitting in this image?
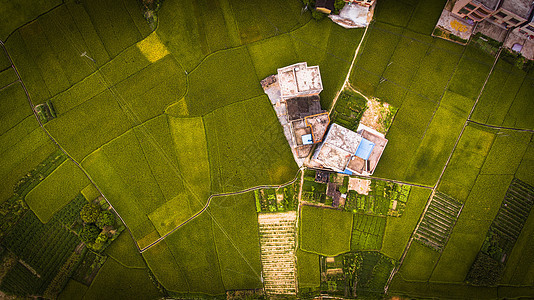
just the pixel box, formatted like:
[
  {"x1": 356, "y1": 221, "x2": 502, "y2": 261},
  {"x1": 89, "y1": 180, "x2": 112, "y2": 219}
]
[
  {"x1": 384, "y1": 46, "x2": 505, "y2": 294},
  {"x1": 329, "y1": 24, "x2": 370, "y2": 114},
  {"x1": 0, "y1": 40, "x2": 142, "y2": 252},
  {"x1": 139, "y1": 168, "x2": 303, "y2": 253}
]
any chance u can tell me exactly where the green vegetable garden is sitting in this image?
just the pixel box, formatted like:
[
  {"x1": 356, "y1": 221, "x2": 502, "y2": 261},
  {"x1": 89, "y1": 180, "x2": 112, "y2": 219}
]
[{"x1": 0, "y1": 0, "x2": 533, "y2": 298}]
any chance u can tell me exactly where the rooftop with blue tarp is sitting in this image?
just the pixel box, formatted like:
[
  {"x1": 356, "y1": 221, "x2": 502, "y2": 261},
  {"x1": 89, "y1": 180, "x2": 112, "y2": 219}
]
[
  {"x1": 302, "y1": 134, "x2": 313, "y2": 145},
  {"x1": 355, "y1": 138, "x2": 375, "y2": 160}
]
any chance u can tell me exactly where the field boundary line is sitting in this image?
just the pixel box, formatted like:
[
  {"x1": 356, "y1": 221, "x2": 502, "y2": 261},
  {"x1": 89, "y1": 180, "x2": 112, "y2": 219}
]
[
  {"x1": 385, "y1": 45, "x2": 504, "y2": 294},
  {"x1": 0, "y1": 79, "x2": 20, "y2": 92},
  {"x1": 0, "y1": 39, "x2": 142, "y2": 252},
  {"x1": 328, "y1": 22, "x2": 370, "y2": 113},
  {"x1": 140, "y1": 169, "x2": 303, "y2": 253},
  {"x1": 467, "y1": 120, "x2": 534, "y2": 133}
]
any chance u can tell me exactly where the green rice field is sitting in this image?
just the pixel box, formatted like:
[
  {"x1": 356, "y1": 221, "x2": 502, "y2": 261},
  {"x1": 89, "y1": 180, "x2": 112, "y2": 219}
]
[{"x1": 1, "y1": 0, "x2": 534, "y2": 298}]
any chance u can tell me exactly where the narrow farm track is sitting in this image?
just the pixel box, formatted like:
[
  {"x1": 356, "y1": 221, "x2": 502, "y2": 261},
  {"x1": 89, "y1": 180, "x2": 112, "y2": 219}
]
[
  {"x1": 467, "y1": 120, "x2": 534, "y2": 133},
  {"x1": 329, "y1": 24, "x2": 370, "y2": 113},
  {"x1": 385, "y1": 46, "x2": 505, "y2": 293},
  {"x1": 140, "y1": 169, "x2": 303, "y2": 253},
  {"x1": 0, "y1": 40, "x2": 143, "y2": 252}
]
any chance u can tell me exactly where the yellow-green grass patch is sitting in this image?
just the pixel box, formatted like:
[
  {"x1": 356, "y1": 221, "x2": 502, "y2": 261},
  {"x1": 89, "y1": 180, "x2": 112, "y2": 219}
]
[
  {"x1": 204, "y1": 96, "x2": 298, "y2": 193},
  {"x1": 80, "y1": 184, "x2": 100, "y2": 203},
  {"x1": 381, "y1": 187, "x2": 431, "y2": 260},
  {"x1": 136, "y1": 32, "x2": 169, "y2": 63},
  {"x1": 210, "y1": 192, "x2": 262, "y2": 290},
  {"x1": 471, "y1": 59, "x2": 525, "y2": 126},
  {"x1": 113, "y1": 54, "x2": 187, "y2": 122},
  {"x1": 404, "y1": 91, "x2": 472, "y2": 185},
  {"x1": 142, "y1": 240, "x2": 189, "y2": 292},
  {"x1": 169, "y1": 116, "x2": 210, "y2": 201},
  {"x1": 57, "y1": 279, "x2": 87, "y2": 300},
  {"x1": 247, "y1": 33, "x2": 298, "y2": 80},
  {"x1": 515, "y1": 139, "x2": 534, "y2": 186},
  {"x1": 83, "y1": 258, "x2": 162, "y2": 300},
  {"x1": 300, "y1": 205, "x2": 353, "y2": 256},
  {"x1": 0, "y1": 83, "x2": 33, "y2": 136},
  {"x1": 297, "y1": 249, "x2": 320, "y2": 289},
  {"x1": 502, "y1": 73, "x2": 534, "y2": 130},
  {"x1": 50, "y1": 72, "x2": 107, "y2": 115},
  {"x1": 105, "y1": 232, "x2": 146, "y2": 269},
  {"x1": 45, "y1": 90, "x2": 134, "y2": 161},
  {"x1": 480, "y1": 129, "x2": 532, "y2": 175},
  {"x1": 163, "y1": 213, "x2": 226, "y2": 294},
  {"x1": 430, "y1": 174, "x2": 512, "y2": 282},
  {"x1": 82, "y1": 148, "x2": 155, "y2": 240},
  {"x1": 5, "y1": 31, "x2": 52, "y2": 103},
  {"x1": 185, "y1": 46, "x2": 263, "y2": 116},
  {"x1": 25, "y1": 160, "x2": 89, "y2": 223},
  {"x1": 81, "y1": 0, "x2": 148, "y2": 58},
  {"x1": 438, "y1": 123, "x2": 496, "y2": 202},
  {"x1": 0, "y1": 125, "x2": 57, "y2": 203},
  {"x1": 148, "y1": 193, "x2": 193, "y2": 237},
  {"x1": 0, "y1": 0, "x2": 61, "y2": 41},
  {"x1": 398, "y1": 241, "x2": 440, "y2": 281},
  {"x1": 229, "y1": 0, "x2": 307, "y2": 45},
  {"x1": 0, "y1": 68, "x2": 17, "y2": 88}
]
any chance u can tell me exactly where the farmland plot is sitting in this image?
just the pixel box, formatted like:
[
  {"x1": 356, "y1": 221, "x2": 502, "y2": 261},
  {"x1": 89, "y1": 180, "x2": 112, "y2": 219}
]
[
  {"x1": 466, "y1": 179, "x2": 534, "y2": 285},
  {"x1": 300, "y1": 205, "x2": 353, "y2": 256},
  {"x1": 0, "y1": 211, "x2": 79, "y2": 296},
  {"x1": 414, "y1": 192, "x2": 462, "y2": 251},
  {"x1": 351, "y1": 214, "x2": 386, "y2": 251},
  {"x1": 258, "y1": 212, "x2": 297, "y2": 295}
]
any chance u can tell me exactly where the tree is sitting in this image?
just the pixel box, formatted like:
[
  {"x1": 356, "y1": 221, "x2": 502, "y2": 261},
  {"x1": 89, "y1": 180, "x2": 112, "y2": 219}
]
[
  {"x1": 80, "y1": 203, "x2": 100, "y2": 223},
  {"x1": 92, "y1": 232, "x2": 109, "y2": 251},
  {"x1": 79, "y1": 224, "x2": 100, "y2": 244},
  {"x1": 96, "y1": 210, "x2": 115, "y2": 229}
]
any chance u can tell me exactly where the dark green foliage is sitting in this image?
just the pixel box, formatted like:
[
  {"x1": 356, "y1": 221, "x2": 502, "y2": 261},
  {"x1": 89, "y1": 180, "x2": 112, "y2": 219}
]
[
  {"x1": 0, "y1": 196, "x2": 28, "y2": 241},
  {"x1": 319, "y1": 251, "x2": 396, "y2": 297},
  {"x1": 79, "y1": 224, "x2": 101, "y2": 244},
  {"x1": 80, "y1": 203, "x2": 100, "y2": 224},
  {"x1": 1, "y1": 211, "x2": 78, "y2": 296},
  {"x1": 344, "y1": 180, "x2": 410, "y2": 216},
  {"x1": 331, "y1": 91, "x2": 367, "y2": 131},
  {"x1": 13, "y1": 150, "x2": 67, "y2": 198},
  {"x1": 465, "y1": 253, "x2": 503, "y2": 286},
  {"x1": 255, "y1": 180, "x2": 299, "y2": 212},
  {"x1": 96, "y1": 210, "x2": 115, "y2": 229}
]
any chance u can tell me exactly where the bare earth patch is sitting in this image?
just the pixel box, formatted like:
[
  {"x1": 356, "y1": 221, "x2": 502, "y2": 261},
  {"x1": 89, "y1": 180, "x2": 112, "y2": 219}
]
[
  {"x1": 360, "y1": 97, "x2": 393, "y2": 134},
  {"x1": 348, "y1": 177, "x2": 371, "y2": 195}
]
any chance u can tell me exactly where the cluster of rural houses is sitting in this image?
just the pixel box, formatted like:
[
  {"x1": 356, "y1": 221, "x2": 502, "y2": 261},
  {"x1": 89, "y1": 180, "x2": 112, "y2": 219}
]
[
  {"x1": 438, "y1": 0, "x2": 534, "y2": 59},
  {"x1": 261, "y1": 62, "x2": 387, "y2": 177}
]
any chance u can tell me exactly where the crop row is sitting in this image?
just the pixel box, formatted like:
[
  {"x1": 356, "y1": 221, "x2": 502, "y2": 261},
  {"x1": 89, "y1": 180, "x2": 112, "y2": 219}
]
[
  {"x1": 415, "y1": 192, "x2": 462, "y2": 251},
  {"x1": 2, "y1": 211, "x2": 79, "y2": 294}
]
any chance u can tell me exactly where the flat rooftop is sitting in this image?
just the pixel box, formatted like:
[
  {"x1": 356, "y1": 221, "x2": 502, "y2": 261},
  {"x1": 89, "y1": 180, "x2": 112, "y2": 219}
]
[
  {"x1": 478, "y1": 0, "x2": 501, "y2": 10},
  {"x1": 277, "y1": 62, "x2": 323, "y2": 98},
  {"x1": 305, "y1": 113, "x2": 330, "y2": 143},
  {"x1": 286, "y1": 95, "x2": 323, "y2": 121},
  {"x1": 500, "y1": 0, "x2": 533, "y2": 19}
]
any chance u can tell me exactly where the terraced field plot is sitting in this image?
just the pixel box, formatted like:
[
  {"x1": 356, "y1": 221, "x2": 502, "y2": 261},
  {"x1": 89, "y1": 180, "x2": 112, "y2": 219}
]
[
  {"x1": 414, "y1": 192, "x2": 463, "y2": 251},
  {"x1": 258, "y1": 212, "x2": 297, "y2": 295}
]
